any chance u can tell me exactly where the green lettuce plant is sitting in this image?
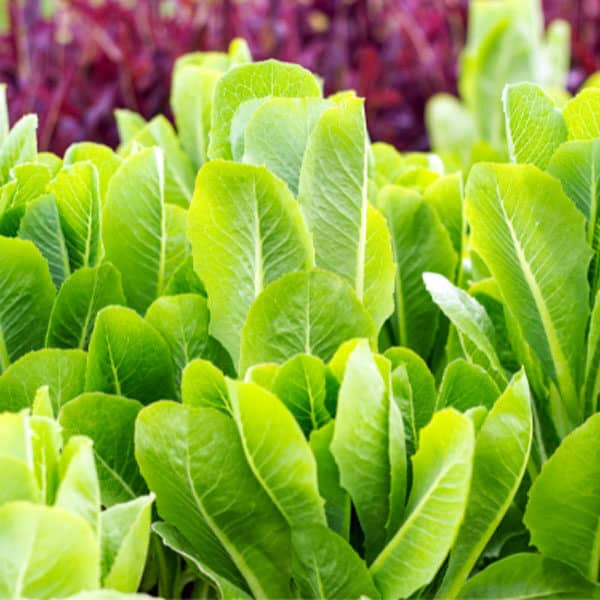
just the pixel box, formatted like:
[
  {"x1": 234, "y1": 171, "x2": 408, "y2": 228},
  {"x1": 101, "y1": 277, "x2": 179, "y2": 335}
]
[{"x1": 1, "y1": 34, "x2": 600, "y2": 600}]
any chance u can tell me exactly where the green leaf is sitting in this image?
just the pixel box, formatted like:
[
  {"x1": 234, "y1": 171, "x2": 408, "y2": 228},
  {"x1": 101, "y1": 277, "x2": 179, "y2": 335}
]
[
  {"x1": 188, "y1": 160, "x2": 313, "y2": 369},
  {"x1": 524, "y1": 412, "x2": 600, "y2": 581},
  {"x1": 438, "y1": 370, "x2": 533, "y2": 598},
  {"x1": 423, "y1": 272, "x2": 507, "y2": 388},
  {"x1": 0, "y1": 348, "x2": 86, "y2": 412},
  {"x1": 563, "y1": 88, "x2": 600, "y2": 140},
  {"x1": 125, "y1": 116, "x2": 196, "y2": 207},
  {"x1": 331, "y1": 341, "x2": 405, "y2": 560},
  {"x1": 503, "y1": 82, "x2": 567, "y2": 169},
  {"x1": 208, "y1": 59, "x2": 321, "y2": 160},
  {"x1": 181, "y1": 359, "x2": 230, "y2": 412},
  {"x1": 438, "y1": 359, "x2": 501, "y2": 411},
  {"x1": 384, "y1": 346, "x2": 437, "y2": 451},
  {"x1": 379, "y1": 186, "x2": 457, "y2": 357},
  {"x1": 46, "y1": 263, "x2": 126, "y2": 350},
  {"x1": 458, "y1": 553, "x2": 600, "y2": 599},
  {"x1": 153, "y1": 522, "x2": 251, "y2": 600},
  {"x1": 145, "y1": 294, "x2": 215, "y2": 389},
  {"x1": 114, "y1": 109, "x2": 146, "y2": 146},
  {"x1": 55, "y1": 435, "x2": 101, "y2": 535},
  {"x1": 309, "y1": 422, "x2": 350, "y2": 539},
  {"x1": 63, "y1": 142, "x2": 122, "y2": 202},
  {"x1": 0, "y1": 502, "x2": 99, "y2": 598},
  {"x1": 171, "y1": 64, "x2": 221, "y2": 168},
  {"x1": 0, "y1": 114, "x2": 38, "y2": 185},
  {"x1": 103, "y1": 147, "x2": 189, "y2": 313},
  {"x1": 242, "y1": 97, "x2": 331, "y2": 195},
  {"x1": 370, "y1": 408, "x2": 475, "y2": 599},
  {"x1": 240, "y1": 270, "x2": 375, "y2": 373},
  {"x1": 0, "y1": 236, "x2": 56, "y2": 371},
  {"x1": 291, "y1": 524, "x2": 379, "y2": 600},
  {"x1": 466, "y1": 163, "x2": 591, "y2": 434},
  {"x1": 60, "y1": 393, "x2": 146, "y2": 506},
  {"x1": 48, "y1": 162, "x2": 101, "y2": 271},
  {"x1": 0, "y1": 411, "x2": 40, "y2": 505},
  {"x1": 298, "y1": 98, "x2": 395, "y2": 330},
  {"x1": 85, "y1": 306, "x2": 176, "y2": 403},
  {"x1": 135, "y1": 400, "x2": 291, "y2": 598},
  {"x1": 18, "y1": 193, "x2": 71, "y2": 288},
  {"x1": 271, "y1": 354, "x2": 332, "y2": 437},
  {"x1": 163, "y1": 255, "x2": 206, "y2": 297},
  {"x1": 547, "y1": 139, "x2": 600, "y2": 296},
  {"x1": 101, "y1": 495, "x2": 153, "y2": 592},
  {"x1": 584, "y1": 291, "x2": 600, "y2": 415}
]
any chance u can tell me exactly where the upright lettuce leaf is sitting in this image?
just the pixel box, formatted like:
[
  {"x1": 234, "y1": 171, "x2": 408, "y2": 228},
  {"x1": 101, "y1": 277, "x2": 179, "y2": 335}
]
[
  {"x1": 103, "y1": 147, "x2": 189, "y2": 314},
  {"x1": 188, "y1": 160, "x2": 313, "y2": 369},
  {"x1": 466, "y1": 163, "x2": 591, "y2": 434},
  {"x1": 0, "y1": 237, "x2": 56, "y2": 371},
  {"x1": 208, "y1": 60, "x2": 322, "y2": 160},
  {"x1": 524, "y1": 412, "x2": 600, "y2": 581},
  {"x1": 298, "y1": 98, "x2": 395, "y2": 330},
  {"x1": 0, "y1": 114, "x2": 38, "y2": 185},
  {"x1": 563, "y1": 88, "x2": 600, "y2": 140},
  {"x1": 370, "y1": 408, "x2": 474, "y2": 599},
  {"x1": 240, "y1": 270, "x2": 375, "y2": 373}
]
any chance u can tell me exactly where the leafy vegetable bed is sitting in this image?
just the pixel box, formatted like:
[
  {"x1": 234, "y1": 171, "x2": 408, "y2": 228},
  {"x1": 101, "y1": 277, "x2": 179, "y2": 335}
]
[{"x1": 1, "y1": 6, "x2": 600, "y2": 600}]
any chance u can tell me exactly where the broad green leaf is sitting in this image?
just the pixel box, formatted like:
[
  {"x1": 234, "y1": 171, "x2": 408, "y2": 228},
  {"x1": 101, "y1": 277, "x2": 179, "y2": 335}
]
[
  {"x1": 145, "y1": 294, "x2": 223, "y2": 390},
  {"x1": 242, "y1": 97, "x2": 331, "y2": 195},
  {"x1": 547, "y1": 139, "x2": 600, "y2": 296},
  {"x1": 60, "y1": 393, "x2": 146, "y2": 506},
  {"x1": 331, "y1": 341, "x2": 405, "y2": 560},
  {"x1": 37, "y1": 152, "x2": 62, "y2": 176},
  {"x1": 291, "y1": 524, "x2": 379, "y2": 600},
  {"x1": 240, "y1": 270, "x2": 375, "y2": 373},
  {"x1": 244, "y1": 363, "x2": 279, "y2": 390},
  {"x1": 524, "y1": 412, "x2": 600, "y2": 581},
  {"x1": 298, "y1": 99, "x2": 395, "y2": 330},
  {"x1": 171, "y1": 64, "x2": 221, "y2": 168},
  {"x1": 438, "y1": 359, "x2": 501, "y2": 411},
  {"x1": 309, "y1": 422, "x2": 350, "y2": 539},
  {"x1": 563, "y1": 88, "x2": 600, "y2": 140},
  {"x1": 384, "y1": 346, "x2": 437, "y2": 450},
  {"x1": 0, "y1": 502, "x2": 99, "y2": 598},
  {"x1": 125, "y1": 115, "x2": 196, "y2": 207},
  {"x1": 188, "y1": 160, "x2": 313, "y2": 368},
  {"x1": 103, "y1": 147, "x2": 189, "y2": 313},
  {"x1": 55, "y1": 435, "x2": 100, "y2": 535},
  {"x1": 379, "y1": 186, "x2": 457, "y2": 357},
  {"x1": 135, "y1": 401, "x2": 291, "y2": 598},
  {"x1": 370, "y1": 408, "x2": 475, "y2": 599},
  {"x1": 46, "y1": 263, "x2": 126, "y2": 350},
  {"x1": 423, "y1": 172, "x2": 464, "y2": 255},
  {"x1": 503, "y1": 82, "x2": 567, "y2": 169},
  {"x1": 114, "y1": 109, "x2": 146, "y2": 146},
  {"x1": 370, "y1": 142, "x2": 406, "y2": 195},
  {"x1": 0, "y1": 237, "x2": 56, "y2": 371},
  {"x1": 85, "y1": 306, "x2": 176, "y2": 403},
  {"x1": 30, "y1": 413, "x2": 62, "y2": 506},
  {"x1": 0, "y1": 114, "x2": 37, "y2": 185},
  {"x1": 271, "y1": 354, "x2": 332, "y2": 437},
  {"x1": 163, "y1": 255, "x2": 206, "y2": 297},
  {"x1": 0, "y1": 348, "x2": 86, "y2": 412},
  {"x1": 63, "y1": 142, "x2": 122, "y2": 201},
  {"x1": 423, "y1": 272, "x2": 507, "y2": 388},
  {"x1": 0, "y1": 411, "x2": 40, "y2": 505},
  {"x1": 18, "y1": 193, "x2": 70, "y2": 288},
  {"x1": 101, "y1": 495, "x2": 153, "y2": 592},
  {"x1": 458, "y1": 553, "x2": 600, "y2": 599},
  {"x1": 153, "y1": 522, "x2": 251, "y2": 600},
  {"x1": 466, "y1": 163, "x2": 591, "y2": 433},
  {"x1": 439, "y1": 370, "x2": 533, "y2": 598},
  {"x1": 229, "y1": 380, "x2": 326, "y2": 527},
  {"x1": 208, "y1": 59, "x2": 321, "y2": 160},
  {"x1": 584, "y1": 291, "x2": 600, "y2": 415},
  {"x1": 181, "y1": 359, "x2": 230, "y2": 412},
  {"x1": 48, "y1": 162, "x2": 101, "y2": 271}
]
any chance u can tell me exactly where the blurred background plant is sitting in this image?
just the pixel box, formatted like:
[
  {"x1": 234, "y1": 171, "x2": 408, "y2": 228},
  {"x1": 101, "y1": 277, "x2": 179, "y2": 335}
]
[{"x1": 0, "y1": 0, "x2": 598, "y2": 155}]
